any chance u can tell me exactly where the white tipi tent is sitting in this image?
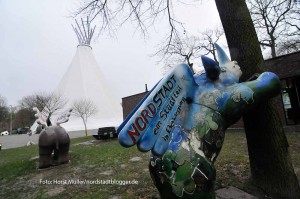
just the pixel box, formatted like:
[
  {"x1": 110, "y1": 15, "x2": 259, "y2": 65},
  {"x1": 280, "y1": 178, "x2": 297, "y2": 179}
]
[{"x1": 53, "y1": 19, "x2": 122, "y2": 131}]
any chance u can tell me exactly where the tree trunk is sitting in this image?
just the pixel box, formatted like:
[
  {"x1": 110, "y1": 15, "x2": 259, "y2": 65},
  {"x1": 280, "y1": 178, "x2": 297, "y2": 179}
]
[
  {"x1": 215, "y1": 0, "x2": 300, "y2": 198},
  {"x1": 271, "y1": 40, "x2": 277, "y2": 58},
  {"x1": 83, "y1": 119, "x2": 88, "y2": 137},
  {"x1": 188, "y1": 63, "x2": 195, "y2": 74}
]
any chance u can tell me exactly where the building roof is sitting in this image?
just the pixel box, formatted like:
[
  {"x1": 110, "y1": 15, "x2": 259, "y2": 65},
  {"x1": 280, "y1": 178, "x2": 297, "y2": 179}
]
[{"x1": 264, "y1": 51, "x2": 300, "y2": 79}]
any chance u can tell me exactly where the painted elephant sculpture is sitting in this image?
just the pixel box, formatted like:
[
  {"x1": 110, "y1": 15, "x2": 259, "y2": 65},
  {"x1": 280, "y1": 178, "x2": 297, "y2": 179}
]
[
  {"x1": 33, "y1": 108, "x2": 72, "y2": 169},
  {"x1": 117, "y1": 44, "x2": 281, "y2": 198}
]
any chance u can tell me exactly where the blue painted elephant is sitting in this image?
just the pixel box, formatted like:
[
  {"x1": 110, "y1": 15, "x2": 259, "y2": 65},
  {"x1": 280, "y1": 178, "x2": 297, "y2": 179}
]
[{"x1": 118, "y1": 44, "x2": 281, "y2": 198}]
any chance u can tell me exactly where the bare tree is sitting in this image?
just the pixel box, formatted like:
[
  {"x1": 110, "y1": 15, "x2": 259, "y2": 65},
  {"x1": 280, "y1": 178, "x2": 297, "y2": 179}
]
[
  {"x1": 0, "y1": 95, "x2": 9, "y2": 130},
  {"x1": 0, "y1": 95, "x2": 8, "y2": 120},
  {"x1": 279, "y1": 2, "x2": 300, "y2": 54},
  {"x1": 72, "y1": 99, "x2": 98, "y2": 137},
  {"x1": 19, "y1": 92, "x2": 68, "y2": 125},
  {"x1": 200, "y1": 26, "x2": 224, "y2": 62},
  {"x1": 13, "y1": 108, "x2": 33, "y2": 128},
  {"x1": 247, "y1": 0, "x2": 299, "y2": 57},
  {"x1": 286, "y1": 2, "x2": 300, "y2": 35},
  {"x1": 75, "y1": 0, "x2": 189, "y2": 55},
  {"x1": 19, "y1": 94, "x2": 43, "y2": 112},
  {"x1": 277, "y1": 38, "x2": 300, "y2": 55},
  {"x1": 36, "y1": 92, "x2": 68, "y2": 120},
  {"x1": 157, "y1": 26, "x2": 224, "y2": 74},
  {"x1": 0, "y1": 95, "x2": 7, "y2": 107},
  {"x1": 156, "y1": 33, "x2": 202, "y2": 74},
  {"x1": 19, "y1": 94, "x2": 43, "y2": 127}
]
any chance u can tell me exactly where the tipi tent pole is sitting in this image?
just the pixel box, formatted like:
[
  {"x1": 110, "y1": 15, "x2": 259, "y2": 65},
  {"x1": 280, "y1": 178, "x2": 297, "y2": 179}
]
[
  {"x1": 75, "y1": 19, "x2": 86, "y2": 44},
  {"x1": 72, "y1": 24, "x2": 83, "y2": 44},
  {"x1": 81, "y1": 18, "x2": 88, "y2": 43}
]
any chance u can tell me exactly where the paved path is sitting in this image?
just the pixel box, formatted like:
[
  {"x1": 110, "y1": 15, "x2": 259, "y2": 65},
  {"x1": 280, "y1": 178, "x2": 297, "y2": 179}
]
[
  {"x1": 216, "y1": 186, "x2": 258, "y2": 199},
  {"x1": 0, "y1": 129, "x2": 98, "y2": 149}
]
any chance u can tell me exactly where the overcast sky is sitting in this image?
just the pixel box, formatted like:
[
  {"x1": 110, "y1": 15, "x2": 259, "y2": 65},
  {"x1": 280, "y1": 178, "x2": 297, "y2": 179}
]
[{"x1": 0, "y1": 0, "x2": 222, "y2": 106}]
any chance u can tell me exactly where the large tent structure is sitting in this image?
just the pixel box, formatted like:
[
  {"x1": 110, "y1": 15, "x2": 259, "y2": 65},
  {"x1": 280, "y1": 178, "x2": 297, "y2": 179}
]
[{"x1": 52, "y1": 19, "x2": 122, "y2": 131}]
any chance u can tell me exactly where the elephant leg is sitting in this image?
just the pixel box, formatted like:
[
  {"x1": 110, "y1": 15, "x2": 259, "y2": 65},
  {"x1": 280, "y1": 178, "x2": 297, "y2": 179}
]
[
  {"x1": 39, "y1": 145, "x2": 54, "y2": 169},
  {"x1": 51, "y1": 148, "x2": 59, "y2": 166},
  {"x1": 53, "y1": 148, "x2": 58, "y2": 160},
  {"x1": 53, "y1": 127, "x2": 70, "y2": 165},
  {"x1": 57, "y1": 142, "x2": 70, "y2": 165}
]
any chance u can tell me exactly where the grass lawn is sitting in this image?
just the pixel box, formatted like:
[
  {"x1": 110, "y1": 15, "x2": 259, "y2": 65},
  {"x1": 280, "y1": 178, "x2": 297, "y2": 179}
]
[{"x1": 0, "y1": 132, "x2": 299, "y2": 198}]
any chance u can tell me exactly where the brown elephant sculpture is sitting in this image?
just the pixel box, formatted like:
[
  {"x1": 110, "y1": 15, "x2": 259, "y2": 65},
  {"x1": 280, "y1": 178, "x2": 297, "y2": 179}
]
[{"x1": 33, "y1": 108, "x2": 72, "y2": 169}]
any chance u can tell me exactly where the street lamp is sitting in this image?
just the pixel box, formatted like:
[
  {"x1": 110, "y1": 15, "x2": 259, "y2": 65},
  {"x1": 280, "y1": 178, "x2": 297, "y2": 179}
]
[{"x1": 10, "y1": 105, "x2": 12, "y2": 135}]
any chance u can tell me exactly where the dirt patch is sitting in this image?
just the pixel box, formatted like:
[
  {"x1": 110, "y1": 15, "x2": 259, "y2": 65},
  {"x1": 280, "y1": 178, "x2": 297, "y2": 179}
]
[
  {"x1": 99, "y1": 170, "x2": 114, "y2": 176},
  {"x1": 120, "y1": 164, "x2": 127, "y2": 169},
  {"x1": 46, "y1": 186, "x2": 65, "y2": 197},
  {"x1": 73, "y1": 141, "x2": 94, "y2": 146},
  {"x1": 109, "y1": 196, "x2": 121, "y2": 199},
  {"x1": 27, "y1": 173, "x2": 45, "y2": 188},
  {"x1": 143, "y1": 168, "x2": 149, "y2": 172},
  {"x1": 30, "y1": 156, "x2": 39, "y2": 161},
  {"x1": 130, "y1": 157, "x2": 142, "y2": 162}
]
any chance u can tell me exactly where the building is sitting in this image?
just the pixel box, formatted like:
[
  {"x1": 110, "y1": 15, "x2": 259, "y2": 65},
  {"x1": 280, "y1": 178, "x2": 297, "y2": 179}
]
[
  {"x1": 265, "y1": 52, "x2": 300, "y2": 127},
  {"x1": 122, "y1": 85, "x2": 149, "y2": 120}
]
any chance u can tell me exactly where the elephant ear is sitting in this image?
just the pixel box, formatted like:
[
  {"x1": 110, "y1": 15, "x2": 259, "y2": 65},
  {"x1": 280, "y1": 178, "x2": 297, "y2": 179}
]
[
  {"x1": 56, "y1": 109, "x2": 73, "y2": 126},
  {"x1": 215, "y1": 43, "x2": 242, "y2": 83},
  {"x1": 201, "y1": 55, "x2": 220, "y2": 80},
  {"x1": 215, "y1": 43, "x2": 230, "y2": 66},
  {"x1": 33, "y1": 107, "x2": 48, "y2": 128}
]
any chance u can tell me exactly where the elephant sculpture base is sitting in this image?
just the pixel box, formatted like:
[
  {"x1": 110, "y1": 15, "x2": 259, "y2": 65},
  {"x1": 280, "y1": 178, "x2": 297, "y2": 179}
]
[{"x1": 38, "y1": 126, "x2": 70, "y2": 169}]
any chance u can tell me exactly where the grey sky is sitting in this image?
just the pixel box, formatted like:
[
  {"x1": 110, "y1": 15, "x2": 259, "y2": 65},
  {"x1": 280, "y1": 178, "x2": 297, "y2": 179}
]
[{"x1": 0, "y1": 0, "x2": 221, "y2": 106}]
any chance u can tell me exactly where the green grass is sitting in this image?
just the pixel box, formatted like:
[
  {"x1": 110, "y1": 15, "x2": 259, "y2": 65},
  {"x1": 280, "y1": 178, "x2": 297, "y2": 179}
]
[
  {"x1": 0, "y1": 132, "x2": 299, "y2": 198},
  {"x1": 215, "y1": 132, "x2": 250, "y2": 189},
  {"x1": 287, "y1": 132, "x2": 300, "y2": 172},
  {"x1": 0, "y1": 137, "x2": 94, "y2": 182},
  {"x1": 0, "y1": 136, "x2": 157, "y2": 199},
  {"x1": 215, "y1": 132, "x2": 300, "y2": 195}
]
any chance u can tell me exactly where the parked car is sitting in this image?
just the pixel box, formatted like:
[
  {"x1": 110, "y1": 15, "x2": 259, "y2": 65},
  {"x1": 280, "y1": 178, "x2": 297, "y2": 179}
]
[
  {"x1": 11, "y1": 129, "x2": 18, "y2": 135},
  {"x1": 17, "y1": 127, "x2": 30, "y2": 134},
  {"x1": 1, "y1": 131, "x2": 9, "y2": 136},
  {"x1": 35, "y1": 125, "x2": 43, "y2": 134},
  {"x1": 93, "y1": 127, "x2": 117, "y2": 140}
]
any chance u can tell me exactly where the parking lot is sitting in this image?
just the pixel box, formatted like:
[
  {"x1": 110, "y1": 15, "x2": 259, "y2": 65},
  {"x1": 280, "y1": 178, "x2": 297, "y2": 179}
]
[{"x1": 0, "y1": 129, "x2": 97, "y2": 149}]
